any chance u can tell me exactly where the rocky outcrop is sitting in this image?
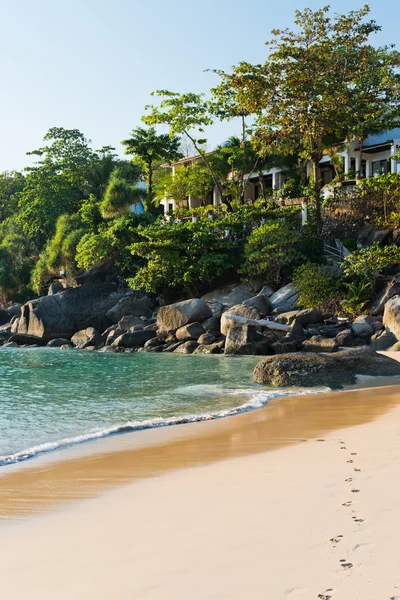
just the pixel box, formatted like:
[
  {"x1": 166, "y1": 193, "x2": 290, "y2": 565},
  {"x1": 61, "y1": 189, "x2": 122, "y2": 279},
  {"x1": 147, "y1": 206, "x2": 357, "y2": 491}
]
[
  {"x1": 0, "y1": 309, "x2": 10, "y2": 326},
  {"x1": 106, "y1": 294, "x2": 155, "y2": 323},
  {"x1": 302, "y1": 335, "x2": 339, "y2": 353},
  {"x1": 7, "y1": 303, "x2": 22, "y2": 319},
  {"x1": 351, "y1": 316, "x2": 374, "y2": 339},
  {"x1": 9, "y1": 333, "x2": 47, "y2": 346},
  {"x1": 17, "y1": 283, "x2": 127, "y2": 341},
  {"x1": 176, "y1": 322, "x2": 205, "y2": 341},
  {"x1": 173, "y1": 341, "x2": 199, "y2": 354},
  {"x1": 371, "y1": 274, "x2": 400, "y2": 316},
  {"x1": 224, "y1": 324, "x2": 271, "y2": 356},
  {"x1": 193, "y1": 342, "x2": 224, "y2": 354},
  {"x1": 197, "y1": 333, "x2": 216, "y2": 345},
  {"x1": 118, "y1": 315, "x2": 145, "y2": 332},
  {"x1": 157, "y1": 299, "x2": 212, "y2": 334},
  {"x1": 202, "y1": 316, "x2": 221, "y2": 334},
  {"x1": 383, "y1": 296, "x2": 400, "y2": 341},
  {"x1": 242, "y1": 293, "x2": 271, "y2": 316},
  {"x1": 220, "y1": 304, "x2": 261, "y2": 337},
  {"x1": 370, "y1": 330, "x2": 397, "y2": 351},
  {"x1": 112, "y1": 329, "x2": 156, "y2": 348},
  {"x1": 71, "y1": 327, "x2": 102, "y2": 349},
  {"x1": 269, "y1": 283, "x2": 299, "y2": 311},
  {"x1": 201, "y1": 283, "x2": 253, "y2": 309},
  {"x1": 47, "y1": 338, "x2": 72, "y2": 348},
  {"x1": 276, "y1": 308, "x2": 324, "y2": 328},
  {"x1": 254, "y1": 348, "x2": 400, "y2": 388}
]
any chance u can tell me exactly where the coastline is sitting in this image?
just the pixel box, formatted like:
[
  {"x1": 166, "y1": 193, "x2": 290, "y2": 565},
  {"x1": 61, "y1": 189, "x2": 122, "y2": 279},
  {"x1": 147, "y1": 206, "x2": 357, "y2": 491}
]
[{"x1": 2, "y1": 384, "x2": 400, "y2": 597}]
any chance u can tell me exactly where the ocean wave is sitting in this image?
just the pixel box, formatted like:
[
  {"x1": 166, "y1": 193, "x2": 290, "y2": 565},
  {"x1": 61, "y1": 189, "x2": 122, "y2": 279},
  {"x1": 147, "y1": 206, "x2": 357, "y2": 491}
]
[{"x1": 0, "y1": 386, "x2": 330, "y2": 468}]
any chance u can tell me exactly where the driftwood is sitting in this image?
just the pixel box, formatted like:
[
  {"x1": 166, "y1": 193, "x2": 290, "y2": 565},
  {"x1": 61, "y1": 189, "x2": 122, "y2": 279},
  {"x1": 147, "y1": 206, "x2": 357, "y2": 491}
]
[{"x1": 224, "y1": 314, "x2": 291, "y2": 332}]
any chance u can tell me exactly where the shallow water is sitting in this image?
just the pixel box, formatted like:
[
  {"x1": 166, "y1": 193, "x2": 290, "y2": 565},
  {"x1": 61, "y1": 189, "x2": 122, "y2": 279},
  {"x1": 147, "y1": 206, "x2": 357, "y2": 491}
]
[{"x1": 0, "y1": 348, "x2": 284, "y2": 465}]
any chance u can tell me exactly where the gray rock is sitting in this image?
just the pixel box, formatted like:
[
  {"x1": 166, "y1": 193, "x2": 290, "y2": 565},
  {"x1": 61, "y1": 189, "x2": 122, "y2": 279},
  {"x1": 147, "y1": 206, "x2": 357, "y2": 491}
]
[
  {"x1": 106, "y1": 294, "x2": 154, "y2": 323},
  {"x1": 173, "y1": 341, "x2": 199, "y2": 354},
  {"x1": 0, "y1": 331, "x2": 11, "y2": 344},
  {"x1": 83, "y1": 345, "x2": 97, "y2": 351},
  {"x1": 383, "y1": 295, "x2": 400, "y2": 341},
  {"x1": 271, "y1": 339, "x2": 298, "y2": 354},
  {"x1": 2, "y1": 341, "x2": 18, "y2": 348},
  {"x1": 48, "y1": 282, "x2": 64, "y2": 295},
  {"x1": 370, "y1": 330, "x2": 397, "y2": 351},
  {"x1": 176, "y1": 322, "x2": 206, "y2": 341},
  {"x1": 357, "y1": 225, "x2": 392, "y2": 249},
  {"x1": 71, "y1": 327, "x2": 102, "y2": 349},
  {"x1": 98, "y1": 346, "x2": 120, "y2": 353},
  {"x1": 351, "y1": 317, "x2": 374, "y2": 339},
  {"x1": 224, "y1": 324, "x2": 271, "y2": 356},
  {"x1": 17, "y1": 283, "x2": 126, "y2": 341},
  {"x1": 118, "y1": 315, "x2": 145, "y2": 332},
  {"x1": 60, "y1": 344, "x2": 74, "y2": 350},
  {"x1": 206, "y1": 302, "x2": 225, "y2": 317},
  {"x1": 269, "y1": 283, "x2": 299, "y2": 310},
  {"x1": 286, "y1": 322, "x2": 307, "y2": 344},
  {"x1": 0, "y1": 309, "x2": 10, "y2": 326},
  {"x1": 220, "y1": 304, "x2": 261, "y2": 337},
  {"x1": 112, "y1": 329, "x2": 156, "y2": 348},
  {"x1": 101, "y1": 324, "x2": 119, "y2": 344},
  {"x1": 371, "y1": 274, "x2": 400, "y2": 315},
  {"x1": 258, "y1": 285, "x2": 274, "y2": 298},
  {"x1": 9, "y1": 333, "x2": 48, "y2": 346},
  {"x1": 143, "y1": 337, "x2": 163, "y2": 350},
  {"x1": 254, "y1": 348, "x2": 400, "y2": 388},
  {"x1": 105, "y1": 328, "x2": 123, "y2": 346},
  {"x1": 335, "y1": 329, "x2": 356, "y2": 348},
  {"x1": 47, "y1": 338, "x2": 72, "y2": 347},
  {"x1": 7, "y1": 303, "x2": 22, "y2": 318},
  {"x1": 242, "y1": 294, "x2": 271, "y2": 316},
  {"x1": 276, "y1": 308, "x2": 324, "y2": 327},
  {"x1": 202, "y1": 283, "x2": 253, "y2": 309},
  {"x1": 197, "y1": 333, "x2": 217, "y2": 345},
  {"x1": 202, "y1": 316, "x2": 221, "y2": 334},
  {"x1": 193, "y1": 342, "x2": 224, "y2": 354},
  {"x1": 157, "y1": 299, "x2": 212, "y2": 333},
  {"x1": 302, "y1": 335, "x2": 339, "y2": 353},
  {"x1": 11, "y1": 318, "x2": 20, "y2": 334}
]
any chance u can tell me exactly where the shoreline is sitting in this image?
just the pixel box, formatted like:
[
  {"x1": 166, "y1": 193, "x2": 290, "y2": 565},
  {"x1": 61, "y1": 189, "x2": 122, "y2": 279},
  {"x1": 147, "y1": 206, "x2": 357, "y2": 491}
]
[
  {"x1": 2, "y1": 387, "x2": 400, "y2": 597},
  {"x1": 2, "y1": 376, "x2": 400, "y2": 521}
]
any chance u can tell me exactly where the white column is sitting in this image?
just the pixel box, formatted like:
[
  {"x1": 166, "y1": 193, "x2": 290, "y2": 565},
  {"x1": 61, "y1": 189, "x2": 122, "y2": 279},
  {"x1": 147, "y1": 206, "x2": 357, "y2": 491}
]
[
  {"x1": 355, "y1": 154, "x2": 361, "y2": 179},
  {"x1": 365, "y1": 159, "x2": 372, "y2": 178},
  {"x1": 213, "y1": 185, "x2": 221, "y2": 206},
  {"x1": 272, "y1": 171, "x2": 279, "y2": 190},
  {"x1": 301, "y1": 202, "x2": 308, "y2": 226},
  {"x1": 344, "y1": 149, "x2": 351, "y2": 175},
  {"x1": 391, "y1": 141, "x2": 399, "y2": 174}
]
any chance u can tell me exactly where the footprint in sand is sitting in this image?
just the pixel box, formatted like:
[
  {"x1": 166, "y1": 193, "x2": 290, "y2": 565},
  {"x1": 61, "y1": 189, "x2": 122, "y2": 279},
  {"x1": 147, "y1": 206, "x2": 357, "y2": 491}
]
[
  {"x1": 340, "y1": 561, "x2": 353, "y2": 570},
  {"x1": 351, "y1": 489, "x2": 360, "y2": 493},
  {"x1": 347, "y1": 460, "x2": 354, "y2": 464},
  {"x1": 342, "y1": 501, "x2": 352, "y2": 507},
  {"x1": 318, "y1": 594, "x2": 333, "y2": 599},
  {"x1": 351, "y1": 453, "x2": 357, "y2": 456},
  {"x1": 317, "y1": 439, "x2": 326, "y2": 442},
  {"x1": 345, "y1": 478, "x2": 353, "y2": 483},
  {"x1": 354, "y1": 468, "x2": 361, "y2": 472},
  {"x1": 352, "y1": 518, "x2": 365, "y2": 523},
  {"x1": 330, "y1": 535, "x2": 343, "y2": 544}
]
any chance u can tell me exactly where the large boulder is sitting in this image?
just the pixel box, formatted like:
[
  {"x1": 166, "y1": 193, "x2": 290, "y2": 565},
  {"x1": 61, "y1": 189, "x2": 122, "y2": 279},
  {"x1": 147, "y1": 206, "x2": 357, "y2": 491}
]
[
  {"x1": 71, "y1": 327, "x2": 102, "y2": 349},
  {"x1": 220, "y1": 304, "x2": 261, "y2": 337},
  {"x1": 371, "y1": 274, "x2": 400, "y2": 316},
  {"x1": 7, "y1": 303, "x2": 22, "y2": 319},
  {"x1": 106, "y1": 294, "x2": 155, "y2": 323},
  {"x1": 202, "y1": 316, "x2": 221, "y2": 334},
  {"x1": 17, "y1": 283, "x2": 126, "y2": 341},
  {"x1": 269, "y1": 283, "x2": 299, "y2": 311},
  {"x1": 225, "y1": 324, "x2": 272, "y2": 356},
  {"x1": 351, "y1": 316, "x2": 374, "y2": 339},
  {"x1": 157, "y1": 299, "x2": 212, "y2": 334},
  {"x1": 275, "y1": 308, "x2": 324, "y2": 328},
  {"x1": 242, "y1": 293, "x2": 271, "y2": 316},
  {"x1": 193, "y1": 342, "x2": 224, "y2": 354},
  {"x1": 370, "y1": 330, "x2": 397, "y2": 351},
  {"x1": 47, "y1": 338, "x2": 72, "y2": 348},
  {"x1": 118, "y1": 315, "x2": 145, "y2": 332},
  {"x1": 112, "y1": 329, "x2": 156, "y2": 348},
  {"x1": 9, "y1": 333, "x2": 47, "y2": 346},
  {"x1": 201, "y1": 283, "x2": 253, "y2": 310},
  {"x1": 357, "y1": 225, "x2": 392, "y2": 249},
  {"x1": 384, "y1": 295, "x2": 400, "y2": 341},
  {"x1": 176, "y1": 322, "x2": 205, "y2": 341},
  {"x1": 302, "y1": 335, "x2": 339, "y2": 353},
  {"x1": 75, "y1": 260, "x2": 119, "y2": 285},
  {"x1": 173, "y1": 341, "x2": 199, "y2": 354},
  {"x1": 254, "y1": 348, "x2": 400, "y2": 388},
  {"x1": 0, "y1": 309, "x2": 10, "y2": 326}
]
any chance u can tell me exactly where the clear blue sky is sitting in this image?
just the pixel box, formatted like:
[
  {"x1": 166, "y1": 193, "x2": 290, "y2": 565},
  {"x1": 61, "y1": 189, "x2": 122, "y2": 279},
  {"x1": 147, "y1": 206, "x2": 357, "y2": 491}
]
[{"x1": 0, "y1": 0, "x2": 398, "y2": 171}]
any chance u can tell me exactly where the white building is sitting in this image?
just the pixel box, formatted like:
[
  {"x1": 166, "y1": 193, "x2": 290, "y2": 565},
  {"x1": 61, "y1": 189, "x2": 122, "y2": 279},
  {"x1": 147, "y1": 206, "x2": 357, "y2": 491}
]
[{"x1": 159, "y1": 129, "x2": 400, "y2": 214}]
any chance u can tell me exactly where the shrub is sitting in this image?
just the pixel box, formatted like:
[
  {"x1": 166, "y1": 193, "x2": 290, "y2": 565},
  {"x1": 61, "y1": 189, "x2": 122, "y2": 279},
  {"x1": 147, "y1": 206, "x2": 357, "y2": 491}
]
[
  {"x1": 240, "y1": 221, "x2": 301, "y2": 285},
  {"x1": 293, "y1": 262, "x2": 344, "y2": 311},
  {"x1": 342, "y1": 243, "x2": 400, "y2": 279}
]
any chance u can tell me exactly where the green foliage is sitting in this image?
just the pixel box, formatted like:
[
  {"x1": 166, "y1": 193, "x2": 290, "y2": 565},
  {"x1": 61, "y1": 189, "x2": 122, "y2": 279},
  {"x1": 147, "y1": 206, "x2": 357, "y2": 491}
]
[
  {"x1": 342, "y1": 243, "x2": 400, "y2": 279},
  {"x1": 0, "y1": 171, "x2": 25, "y2": 221},
  {"x1": 128, "y1": 218, "x2": 236, "y2": 295},
  {"x1": 0, "y1": 230, "x2": 34, "y2": 304},
  {"x1": 240, "y1": 221, "x2": 301, "y2": 285},
  {"x1": 100, "y1": 168, "x2": 143, "y2": 218},
  {"x1": 122, "y1": 126, "x2": 182, "y2": 210},
  {"x1": 293, "y1": 262, "x2": 344, "y2": 312},
  {"x1": 76, "y1": 213, "x2": 154, "y2": 277},
  {"x1": 341, "y1": 276, "x2": 374, "y2": 317},
  {"x1": 31, "y1": 213, "x2": 86, "y2": 294}
]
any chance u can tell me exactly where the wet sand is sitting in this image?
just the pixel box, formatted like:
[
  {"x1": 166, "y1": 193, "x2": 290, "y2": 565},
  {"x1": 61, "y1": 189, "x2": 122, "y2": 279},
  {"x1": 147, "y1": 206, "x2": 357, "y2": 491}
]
[{"x1": 2, "y1": 380, "x2": 400, "y2": 597}]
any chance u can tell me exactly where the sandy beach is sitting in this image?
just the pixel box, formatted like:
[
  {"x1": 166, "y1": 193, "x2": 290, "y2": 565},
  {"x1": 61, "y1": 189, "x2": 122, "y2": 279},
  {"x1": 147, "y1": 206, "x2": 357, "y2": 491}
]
[{"x1": 1, "y1": 379, "x2": 400, "y2": 598}]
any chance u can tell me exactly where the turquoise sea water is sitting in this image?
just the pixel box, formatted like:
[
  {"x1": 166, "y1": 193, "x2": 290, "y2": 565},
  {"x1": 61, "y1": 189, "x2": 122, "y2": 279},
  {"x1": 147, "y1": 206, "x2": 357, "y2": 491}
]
[
  {"x1": 0, "y1": 348, "x2": 329, "y2": 467},
  {"x1": 0, "y1": 348, "x2": 274, "y2": 466}
]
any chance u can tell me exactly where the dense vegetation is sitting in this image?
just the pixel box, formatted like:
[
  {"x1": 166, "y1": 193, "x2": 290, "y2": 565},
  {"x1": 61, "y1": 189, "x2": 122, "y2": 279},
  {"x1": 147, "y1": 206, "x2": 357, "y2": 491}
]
[{"x1": 0, "y1": 5, "x2": 399, "y2": 309}]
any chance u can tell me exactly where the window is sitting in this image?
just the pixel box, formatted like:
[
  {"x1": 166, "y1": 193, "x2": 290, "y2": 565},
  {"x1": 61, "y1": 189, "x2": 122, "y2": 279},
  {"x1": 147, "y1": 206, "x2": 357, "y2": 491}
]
[
  {"x1": 372, "y1": 159, "x2": 391, "y2": 176},
  {"x1": 168, "y1": 202, "x2": 174, "y2": 213}
]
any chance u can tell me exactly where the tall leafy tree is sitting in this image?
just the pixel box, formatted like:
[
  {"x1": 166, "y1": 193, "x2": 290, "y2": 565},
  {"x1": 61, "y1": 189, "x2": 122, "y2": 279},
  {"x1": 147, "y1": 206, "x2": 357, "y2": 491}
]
[
  {"x1": 121, "y1": 126, "x2": 182, "y2": 211},
  {"x1": 223, "y1": 5, "x2": 400, "y2": 231}
]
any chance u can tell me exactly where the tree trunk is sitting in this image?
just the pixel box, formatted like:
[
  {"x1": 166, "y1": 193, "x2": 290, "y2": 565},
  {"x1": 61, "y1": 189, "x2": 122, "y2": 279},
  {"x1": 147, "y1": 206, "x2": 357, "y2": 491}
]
[
  {"x1": 146, "y1": 162, "x2": 154, "y2": 212},
  {"x1": 312, "y1": 159, "x2": 322, "y2": 235}
]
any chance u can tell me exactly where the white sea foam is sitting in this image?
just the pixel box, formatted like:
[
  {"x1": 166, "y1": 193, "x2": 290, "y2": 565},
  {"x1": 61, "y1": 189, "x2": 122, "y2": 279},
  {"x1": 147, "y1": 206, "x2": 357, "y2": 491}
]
[{"x1": 0, "y1": 386, "x2": 330, "y2": 467}]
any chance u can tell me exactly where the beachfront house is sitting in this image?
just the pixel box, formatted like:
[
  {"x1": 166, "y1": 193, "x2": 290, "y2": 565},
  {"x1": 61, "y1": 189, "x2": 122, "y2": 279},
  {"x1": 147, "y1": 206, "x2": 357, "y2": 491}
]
[{"x1": 159, "y1": 129, "x2": 400, "y2": 215}]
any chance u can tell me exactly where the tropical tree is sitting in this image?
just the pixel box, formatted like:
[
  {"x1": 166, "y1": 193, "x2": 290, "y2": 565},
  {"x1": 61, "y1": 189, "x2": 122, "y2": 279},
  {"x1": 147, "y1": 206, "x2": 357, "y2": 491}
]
[
  {"x1": 223, "y1": 5, "x2": 400, "y2": 232},
  {"x1": 121, "y1": 126, "x2": 182, "y2": 210}
]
